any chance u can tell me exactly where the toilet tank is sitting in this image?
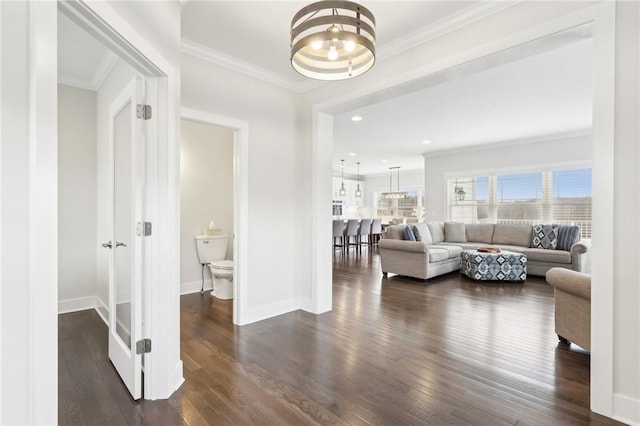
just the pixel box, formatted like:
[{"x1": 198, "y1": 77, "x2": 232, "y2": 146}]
[{"x1": 195, "y1": 235, "x2": 228, "y2": 264}]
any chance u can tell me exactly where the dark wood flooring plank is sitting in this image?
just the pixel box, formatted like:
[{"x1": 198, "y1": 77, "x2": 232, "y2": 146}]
[{"x1": 59, "y1": 247, "x2": 621, "y2": 425}]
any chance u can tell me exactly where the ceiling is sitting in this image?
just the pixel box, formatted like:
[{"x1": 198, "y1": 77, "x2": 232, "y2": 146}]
[{"x1": 58, "y1": 2, "x2": 593, "y2": 177}]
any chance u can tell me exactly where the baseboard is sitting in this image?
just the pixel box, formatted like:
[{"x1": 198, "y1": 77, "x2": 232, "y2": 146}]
[
  {"x1": 171, "y1": 360, "x2": 185, "y2": 395},
  {"x1": 239, "y1": 298, "x2": 299, "y2": 325},
  {"x1": 181, "y1": 279, "x2": 212, "y2": 295},
  {"x1": 94, "y1": 296, "x2": 109, "y2": 326},
  {"x1": 58, "y1": 296, "x2": 96, "y2": 314},
  {"x1": 613, "y1": 393, "x2": 640, "y2": 425},
  {"x1": 298, "y1": 297, "x2": 314, "y2": 313}
]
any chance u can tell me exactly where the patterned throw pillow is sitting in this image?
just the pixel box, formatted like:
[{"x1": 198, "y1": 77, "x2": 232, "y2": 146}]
[
  {"x1": 531, "y1": 224, "x2": 558, "y2": 250},
  {"x1": 404, "y1": 226, "x2": 417, "y2": 241},
  {"x1": 555, "y1": 225, "x2": 580, "y2": 251}
]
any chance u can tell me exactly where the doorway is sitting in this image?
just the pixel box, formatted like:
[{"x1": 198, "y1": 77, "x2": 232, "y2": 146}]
[
  {"x1": 56, "y1": 0, "x2": 182, "y2": 402},
  {"x1": 180, "y1": 119, "x2": 234, "y2": 313},
  {"x1": 180, "y1": 108, "x2": 249, "y2": 326}
]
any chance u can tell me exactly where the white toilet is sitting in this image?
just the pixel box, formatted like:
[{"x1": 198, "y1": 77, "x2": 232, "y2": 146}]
[{"x1": 195, "y1": 234, "x2": 234, "y2": 300}]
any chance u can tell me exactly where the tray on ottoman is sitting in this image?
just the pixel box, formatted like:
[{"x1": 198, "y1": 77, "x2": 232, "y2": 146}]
[{"x1": 461, "y1": 250, "x2": 527, "y2": 281}]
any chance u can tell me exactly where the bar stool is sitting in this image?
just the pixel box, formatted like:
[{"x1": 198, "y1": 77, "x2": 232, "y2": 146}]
[
  {"x1": 358, "y1": 218, "x2": 372, "y2": 246},
  {"x1": 370, "y1": 218, "x2": 382, "y2": 245},
  {"x1": 344, "y1": 219, "x2": 360, "y2": 251},
  {"x1": 332, "y1": 219, "x2": 345, "y2": 250}
]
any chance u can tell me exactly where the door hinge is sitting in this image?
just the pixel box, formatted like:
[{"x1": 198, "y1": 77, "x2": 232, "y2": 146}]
[
  {"x1": 136, "y1": 338, "x2": 151, "y2": 354},
  {"x1": 136, "y1": 104, "x2": 152, "y2": 120},
  {"x1": 137, "y1": 222, "x2": 152, "y2": 237}
]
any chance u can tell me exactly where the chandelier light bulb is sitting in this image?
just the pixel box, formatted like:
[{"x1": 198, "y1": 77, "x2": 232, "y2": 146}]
[
  {"x1": 328, "y1": 43, "x2": 338, "y2": 61},
  {"x1": 344, "y1": 40, "x2": 356, "y2": 52},
  {"x1": 311, "y1": 40, "x2": 323, "y2": 50}
]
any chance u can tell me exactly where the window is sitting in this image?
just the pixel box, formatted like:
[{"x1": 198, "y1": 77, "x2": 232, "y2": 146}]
[
  {"x1": 375, "y1": 189, "x2": 424, "y2": 223},
  {"x1": 447, "y1": 167, "x2": 591, "y2": 238}
]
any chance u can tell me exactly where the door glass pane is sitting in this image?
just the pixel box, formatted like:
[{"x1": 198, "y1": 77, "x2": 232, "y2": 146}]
[{"x1": 114, "y1": 102, "x2": 133, "y2": 348}]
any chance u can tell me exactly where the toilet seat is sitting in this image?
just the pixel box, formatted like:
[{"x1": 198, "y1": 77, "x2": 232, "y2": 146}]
[{"x1": 209, "y1": 260, "x2": 233, "y2": 270}]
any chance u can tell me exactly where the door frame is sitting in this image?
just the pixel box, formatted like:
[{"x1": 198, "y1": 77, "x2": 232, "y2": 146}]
[
  {"x1": 180, "y1": 108, "x2": 249, "y2": 326},
  {"x1": 57, "y1": 1, "x2": 183, "y2": 401}
]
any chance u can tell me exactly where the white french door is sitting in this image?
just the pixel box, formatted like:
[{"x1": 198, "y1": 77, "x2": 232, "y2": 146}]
[{"x1": 103, "y1": 76, "x2": 146, "y2": 400}]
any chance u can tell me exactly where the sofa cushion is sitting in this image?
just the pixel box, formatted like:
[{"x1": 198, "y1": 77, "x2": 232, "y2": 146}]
[
  {"x1": 428, "y1": 248, "x2": 449, "y2": 263},
  {"x1": 531, "y1": 224, "x2": 558, "y2": 250},
  {"x1": 465, "y1": 224, "x2": 494, "y2": 244},
  {"x1": 523, "y1": 247, "x2": 571, "y2": 264},
  {"x1": 385, "y1": 224, "x2": 408, "y2": 240},
  {"x1": 444, "y1": 222, "x2": 466, "y2": 243},
  {"x1": 412, "y1": 223, "x2": 432, "y2": 244},
  {"x1": 492, "y1": 224, "x2": 533, "y2": 247},
  {"x1": 426, "y1": 222, "x2": 445, "y2": 243},
  {"x1": 404, "y1": 226, "x2": 417, "y2": 241},
  {"x1": 430, "y1": 244, "x2": 463, "y2": 259},
  {"x1": 555, "y1": 225, "x2": 580, "y2": 251}
]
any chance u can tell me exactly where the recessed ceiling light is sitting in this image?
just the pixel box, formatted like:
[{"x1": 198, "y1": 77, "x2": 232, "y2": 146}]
[
  {"x1": 382, "y1": 159, "x2": 388, "y2": 163},
  {"x1": 349, "y1": 152, "x2": 357, "y2": 156},
  {"x1": 351, "y1": 115, "x2": 363, "y2": 122},
  {"x1": 421, "y1": 140, "x2": 431, "y2": 144}
]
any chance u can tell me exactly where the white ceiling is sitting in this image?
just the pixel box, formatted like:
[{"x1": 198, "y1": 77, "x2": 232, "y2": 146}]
[
  {"x1": 58, "y1": 2, "x2": 593, "y2": 177},
  {"x1": 333, "y1": 37, "x2": 593, "y2": 175}
]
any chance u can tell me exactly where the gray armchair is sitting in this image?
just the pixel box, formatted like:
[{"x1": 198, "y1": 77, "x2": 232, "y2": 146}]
[{"x1": 545, "y1": 267, "x2": 591, "y2": 351}]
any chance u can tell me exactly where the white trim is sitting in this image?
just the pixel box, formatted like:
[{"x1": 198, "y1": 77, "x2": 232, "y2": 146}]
[
  {"x1": 180, "y1": 279, "x2": 213, "y2": 295},
  {"x1": 422, "y1": 130, "x2": 592, "y2": 159},
  {"x1": 181, "y1": 39, "x2": 321, "y2": 94},
  {"x1": 57, "y1": 77, "x2": 96, "y2": 91},
  {"x1": 58, "y1": 296, "x2": 96, "y2": 314},
  {"x1": 589, "y1": 1, "x2": 616, "y2": 417},
  {"x1": 91, "y1": 50, "x2": 119, "y2": 90},
  {"x1": 94, "y1": 296, "x2": 109, "y2": 326},
  {"x1": 442, "y1": 160, "x2": 593, "y2": 182},
  {"x1": 240, "y1": 298, "x2": 299, "y2": 326},
  {"x1": 28, "y1": 3, "x2": 59, "y2": 424},
  {"x1": 377, "y1": 1, "x2": 519, "y2": 62},
  {"x1": 613, "y1": 393, "x2": 640, "y2": 426},
  {"x1": 311, "y1": 2, "x2": 617, "y2": 418},
  {"x1": 180, "y1": 107, "x2": 249, "y2": 326}
]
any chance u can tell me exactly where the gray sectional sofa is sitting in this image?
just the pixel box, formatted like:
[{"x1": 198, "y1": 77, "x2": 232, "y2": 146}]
[{"x1": 379, "y1": 222, "x2": 590, "y2": 280}]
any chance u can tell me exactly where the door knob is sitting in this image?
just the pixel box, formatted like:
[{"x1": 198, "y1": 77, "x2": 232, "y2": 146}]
[
  {"x1": 116, "y1": 242, "x2": 127, "y2": 248},
  {"x1": 101, "y1": 241, "x2": 113, "y2": 249}
]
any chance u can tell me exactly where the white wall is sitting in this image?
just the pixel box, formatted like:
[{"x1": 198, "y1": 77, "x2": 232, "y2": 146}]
[
  {"x1": 58, "y1": 85, "x2": 97, "y2": 312},
  {"x1": 423, "y1": 134, "x2": 592, "y2": 221},
  {"x1": 180, "y1": 119, "x2": 234, "y2": 292},
  {"x1": 181, "y1": 53, "x2": 302, "y2": 322}
]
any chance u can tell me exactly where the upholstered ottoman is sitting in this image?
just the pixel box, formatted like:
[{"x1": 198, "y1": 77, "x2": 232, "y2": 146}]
[{"x1": 461, "y1": 250, "x2": 527, "y2": 281}]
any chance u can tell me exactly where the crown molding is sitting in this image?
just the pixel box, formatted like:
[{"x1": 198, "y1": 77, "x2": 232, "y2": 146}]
[
  {"x1": 57, "y1": 77, "x2": 96, "y2": 91},
  {"x1": 92, "y1": 51, "x2": 119, "y2": 90},
  {"x1": 182, "y1": 1, "x2": 519, "y2": 94},
  {"x1": 181, "y1": 38, "x2": 323, "y2": 93},
  {"x1": 377, "y1": 1, "x2": 521, "y2": 61},
  {"x1": 422, "y1": 129, "x2": 592, "y2": 159}
]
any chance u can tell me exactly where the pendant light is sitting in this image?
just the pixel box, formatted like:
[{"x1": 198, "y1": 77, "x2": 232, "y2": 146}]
[
  {"x1": 339, "y1": 159, "x2": 346, "y2": 196},
  {"x1": 383, "y1": 166, "x2": 407, "y2": 199},
  {"x1": 290, "y1": 1, "x2": 376, "y2": 80},
  {"x1": 355, "y1": 162, "x2": 362, "y2": 198}
]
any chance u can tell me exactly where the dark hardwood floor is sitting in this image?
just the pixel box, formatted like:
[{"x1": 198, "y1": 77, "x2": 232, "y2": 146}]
[{"x1": 59, "y1": 247, "x2": 619, "y2": 425}]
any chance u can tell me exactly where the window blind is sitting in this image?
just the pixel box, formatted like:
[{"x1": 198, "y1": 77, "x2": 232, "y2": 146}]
[{"x1": 447, "y1": 168, "x2": 591, "y2": 237}]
